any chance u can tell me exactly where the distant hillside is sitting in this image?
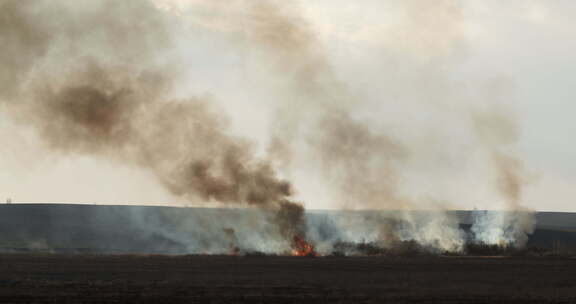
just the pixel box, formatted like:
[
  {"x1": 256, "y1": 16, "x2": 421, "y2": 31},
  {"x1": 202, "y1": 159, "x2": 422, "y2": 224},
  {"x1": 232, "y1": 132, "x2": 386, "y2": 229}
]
[
  {"x1": 0, "y1": 204, "x2": 575, "y2": 254},
  {"x1": 447, "y1": 210, "x2": 576, "y2": 230}
]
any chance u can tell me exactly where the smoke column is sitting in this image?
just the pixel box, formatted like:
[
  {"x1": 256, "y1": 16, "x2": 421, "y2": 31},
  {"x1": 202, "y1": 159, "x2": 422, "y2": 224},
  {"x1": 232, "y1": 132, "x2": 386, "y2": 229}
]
[
  {"x1": 0, "y1": 0, "x2": 311, "y2": 254},
  {"x1": 235, "y1": 0, "x2": 534, "y2": 250},
  {"x1": 0, "y1": 0, "x2": 535, "y2": 253},
  {"x1": 471, "y1": 112, "x2": 535, "y2": 246}
]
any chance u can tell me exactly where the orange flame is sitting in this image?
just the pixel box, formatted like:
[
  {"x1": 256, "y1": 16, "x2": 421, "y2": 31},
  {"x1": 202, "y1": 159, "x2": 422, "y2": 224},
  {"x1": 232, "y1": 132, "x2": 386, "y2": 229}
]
[{"x1": 291, "y1": 235, "x2": 316, "y2": 257}]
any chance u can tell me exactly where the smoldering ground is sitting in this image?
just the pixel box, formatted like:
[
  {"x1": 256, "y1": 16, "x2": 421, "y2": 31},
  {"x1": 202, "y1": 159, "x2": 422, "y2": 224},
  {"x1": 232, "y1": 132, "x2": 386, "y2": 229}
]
[{"x1": 0, "y1": 0, "x2": 534, "y2": 254}]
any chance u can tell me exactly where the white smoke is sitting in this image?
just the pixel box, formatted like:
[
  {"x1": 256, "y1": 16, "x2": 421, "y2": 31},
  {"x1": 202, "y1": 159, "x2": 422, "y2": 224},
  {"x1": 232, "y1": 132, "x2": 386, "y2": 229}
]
[{"x1": 471, "y1": 209, "x2": 536, "y2": 247}]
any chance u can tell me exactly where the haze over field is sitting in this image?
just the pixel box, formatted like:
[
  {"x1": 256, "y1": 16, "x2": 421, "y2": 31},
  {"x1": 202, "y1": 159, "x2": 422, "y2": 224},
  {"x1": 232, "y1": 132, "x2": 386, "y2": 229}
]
[{"x1": 0, "y1": 0, "x2": 574, "y2": 253}]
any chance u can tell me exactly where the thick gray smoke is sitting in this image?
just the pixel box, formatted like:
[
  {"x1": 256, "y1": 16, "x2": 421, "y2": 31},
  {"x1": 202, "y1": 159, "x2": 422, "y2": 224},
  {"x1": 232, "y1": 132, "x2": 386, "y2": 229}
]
[
  {"x1": 0, "y1": 0, "x2": 535, "y2": 254},
  {"x1": 0, "y1": 0, "x2": 310, "y2": 254}
]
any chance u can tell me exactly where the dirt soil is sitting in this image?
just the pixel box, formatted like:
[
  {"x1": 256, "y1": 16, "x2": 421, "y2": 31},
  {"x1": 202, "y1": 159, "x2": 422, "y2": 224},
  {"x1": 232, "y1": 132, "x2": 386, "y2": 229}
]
[{"x1": 0, "y1": 254, "x2": 575, "y2": 303}]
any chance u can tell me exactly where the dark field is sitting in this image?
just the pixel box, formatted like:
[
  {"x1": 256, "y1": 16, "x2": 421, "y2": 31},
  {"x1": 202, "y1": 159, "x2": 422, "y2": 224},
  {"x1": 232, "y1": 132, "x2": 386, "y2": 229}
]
[{"x1": 1, "y1": 254, "x2": 576, "y2": 303}]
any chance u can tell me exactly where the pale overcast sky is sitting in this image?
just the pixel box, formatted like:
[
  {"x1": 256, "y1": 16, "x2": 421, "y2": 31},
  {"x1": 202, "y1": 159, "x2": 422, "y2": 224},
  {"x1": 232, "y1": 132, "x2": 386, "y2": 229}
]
[{"x1": 1, "y1": 0, "x2": 575, "y2": 211}]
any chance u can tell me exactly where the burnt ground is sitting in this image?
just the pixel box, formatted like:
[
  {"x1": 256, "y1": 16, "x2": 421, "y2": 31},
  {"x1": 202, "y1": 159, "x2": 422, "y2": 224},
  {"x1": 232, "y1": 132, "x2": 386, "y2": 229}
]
[{"x1": 0, "y1": 254, "x2": 575, "y2": 303}]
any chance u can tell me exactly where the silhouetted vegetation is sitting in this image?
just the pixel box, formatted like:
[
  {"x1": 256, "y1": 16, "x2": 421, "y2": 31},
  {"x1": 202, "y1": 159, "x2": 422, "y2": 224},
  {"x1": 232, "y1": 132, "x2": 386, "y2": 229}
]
[{"x1": 463, "y1": 243, "x2": 551, "y2": 256}]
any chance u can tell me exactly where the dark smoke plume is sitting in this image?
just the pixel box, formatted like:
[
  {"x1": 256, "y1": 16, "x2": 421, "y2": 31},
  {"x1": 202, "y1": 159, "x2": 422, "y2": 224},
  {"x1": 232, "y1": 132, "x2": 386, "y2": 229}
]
[{"x1": 0, "y1": 0, "x2": 308, "y2": 253}]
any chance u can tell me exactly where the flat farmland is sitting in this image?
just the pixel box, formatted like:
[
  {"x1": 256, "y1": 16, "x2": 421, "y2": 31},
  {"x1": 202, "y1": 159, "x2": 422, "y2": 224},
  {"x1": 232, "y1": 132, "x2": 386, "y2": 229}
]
[{"x1": 0, "y1": 254, "x2": 575, "y2": 303}]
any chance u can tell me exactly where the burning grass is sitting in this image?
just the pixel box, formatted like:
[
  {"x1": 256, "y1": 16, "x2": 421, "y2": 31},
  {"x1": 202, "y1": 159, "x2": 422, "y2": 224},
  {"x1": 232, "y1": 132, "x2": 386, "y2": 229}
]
[
  {"x1": 229, "y1": 241, "x2": 556, "y2": 258},
  {"x1": 291, "y1": 235, "x2": 316, "y2": 257}
]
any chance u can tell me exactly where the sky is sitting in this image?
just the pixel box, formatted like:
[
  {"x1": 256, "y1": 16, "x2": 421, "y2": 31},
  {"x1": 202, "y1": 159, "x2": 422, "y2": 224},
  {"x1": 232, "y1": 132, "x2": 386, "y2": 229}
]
[
  {"x1": 460, "y1": 1, "x2": 576, "y2": 211},
  {"x1": 0, "y1": 0, "x2": 575, "y2": 212}
]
